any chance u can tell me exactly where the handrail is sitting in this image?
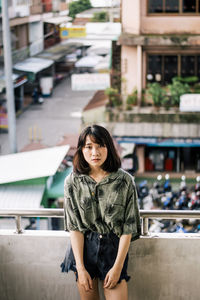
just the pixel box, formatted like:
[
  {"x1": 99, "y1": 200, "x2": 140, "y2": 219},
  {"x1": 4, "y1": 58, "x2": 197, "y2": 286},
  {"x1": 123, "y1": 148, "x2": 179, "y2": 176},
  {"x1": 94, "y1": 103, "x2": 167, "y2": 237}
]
[{"x1": 1, "y1": 209, "x2": 200, "y2": 234}]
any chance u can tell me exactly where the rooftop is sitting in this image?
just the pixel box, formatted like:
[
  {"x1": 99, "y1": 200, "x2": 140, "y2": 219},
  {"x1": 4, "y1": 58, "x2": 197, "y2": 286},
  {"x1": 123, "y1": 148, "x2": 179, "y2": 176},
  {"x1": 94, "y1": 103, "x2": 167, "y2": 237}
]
[{"x1": 0, "y1": 145, "x2": 69, "y2": 184}]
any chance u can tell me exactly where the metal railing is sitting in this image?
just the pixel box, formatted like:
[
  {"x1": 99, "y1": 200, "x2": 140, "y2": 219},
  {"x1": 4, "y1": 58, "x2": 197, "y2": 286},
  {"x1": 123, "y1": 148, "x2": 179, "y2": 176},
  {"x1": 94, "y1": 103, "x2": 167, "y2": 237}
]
[{"x1": 1, "y1": 209, "x2": 200, "y2": 235}]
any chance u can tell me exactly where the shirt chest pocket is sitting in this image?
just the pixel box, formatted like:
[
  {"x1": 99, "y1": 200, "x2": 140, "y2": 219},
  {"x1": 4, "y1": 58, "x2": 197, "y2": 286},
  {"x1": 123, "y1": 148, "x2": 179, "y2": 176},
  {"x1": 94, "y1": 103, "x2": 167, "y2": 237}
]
[{"x1": 79, "y1": 197, "x2": 93, "y2": 211}]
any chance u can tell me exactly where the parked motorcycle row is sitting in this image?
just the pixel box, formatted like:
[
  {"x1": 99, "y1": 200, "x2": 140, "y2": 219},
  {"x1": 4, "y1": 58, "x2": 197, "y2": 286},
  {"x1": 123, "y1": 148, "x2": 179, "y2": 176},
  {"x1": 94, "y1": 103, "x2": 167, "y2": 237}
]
[{"x1": 137, "y1": 175, "x2": 200, "y2": 234}]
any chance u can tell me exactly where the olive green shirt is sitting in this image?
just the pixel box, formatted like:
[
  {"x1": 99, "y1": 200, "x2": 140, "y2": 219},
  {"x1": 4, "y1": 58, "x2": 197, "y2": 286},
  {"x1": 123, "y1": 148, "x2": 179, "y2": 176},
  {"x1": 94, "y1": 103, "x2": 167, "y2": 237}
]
[{"x1": 63, "y1": 168, "x2": 141, "y2": 241}]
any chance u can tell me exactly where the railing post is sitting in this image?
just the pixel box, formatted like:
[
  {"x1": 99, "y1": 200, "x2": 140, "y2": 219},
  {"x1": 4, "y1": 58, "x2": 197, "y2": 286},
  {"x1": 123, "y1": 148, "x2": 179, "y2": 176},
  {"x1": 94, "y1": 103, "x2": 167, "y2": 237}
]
[
  {"x1": 15, "y1": 216, "x2": 23, "y2": 234},
  {"x1": 142, "y1": 217, "x2": 149, "y2": 236}
]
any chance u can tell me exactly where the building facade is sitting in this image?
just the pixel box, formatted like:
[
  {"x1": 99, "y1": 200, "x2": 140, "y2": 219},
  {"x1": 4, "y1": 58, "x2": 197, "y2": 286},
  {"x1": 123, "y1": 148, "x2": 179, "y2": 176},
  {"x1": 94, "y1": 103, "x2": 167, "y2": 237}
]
[
  {"x1": 112, "y1": 0, "x2": 200, "y2": 175},
  {"x1": 0, "y1": 0, "x2": 70, "y2": 128}
]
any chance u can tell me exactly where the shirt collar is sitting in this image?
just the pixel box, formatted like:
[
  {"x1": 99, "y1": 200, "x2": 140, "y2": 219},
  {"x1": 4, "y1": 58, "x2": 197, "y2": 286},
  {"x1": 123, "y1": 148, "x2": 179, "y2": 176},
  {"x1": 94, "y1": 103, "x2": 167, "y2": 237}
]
[{"x1": 74, "y1": 169, "x2": 123, "y2": 184}]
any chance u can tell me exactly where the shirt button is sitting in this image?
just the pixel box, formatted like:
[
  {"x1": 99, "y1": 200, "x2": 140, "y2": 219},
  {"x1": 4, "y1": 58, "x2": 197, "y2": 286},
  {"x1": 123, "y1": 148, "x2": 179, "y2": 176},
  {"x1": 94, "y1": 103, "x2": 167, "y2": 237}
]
[{"x1": 99, "y1": 234, "x2": 103, "y2": 239}]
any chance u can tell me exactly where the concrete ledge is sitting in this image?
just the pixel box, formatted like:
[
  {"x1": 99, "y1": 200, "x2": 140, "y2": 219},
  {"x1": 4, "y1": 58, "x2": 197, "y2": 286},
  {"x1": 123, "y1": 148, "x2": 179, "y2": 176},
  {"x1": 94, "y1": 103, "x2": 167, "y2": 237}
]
[{"x1": 0, "y1": 231, "x2": 200, "y2": 300}]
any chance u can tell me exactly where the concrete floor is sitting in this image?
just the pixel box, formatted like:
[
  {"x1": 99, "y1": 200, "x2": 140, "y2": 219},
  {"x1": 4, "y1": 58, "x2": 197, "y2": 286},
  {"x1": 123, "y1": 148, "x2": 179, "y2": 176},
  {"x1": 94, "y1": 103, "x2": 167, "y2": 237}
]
[{"x1": 0, "y1": 77, "x2": 94, "y2": 155}]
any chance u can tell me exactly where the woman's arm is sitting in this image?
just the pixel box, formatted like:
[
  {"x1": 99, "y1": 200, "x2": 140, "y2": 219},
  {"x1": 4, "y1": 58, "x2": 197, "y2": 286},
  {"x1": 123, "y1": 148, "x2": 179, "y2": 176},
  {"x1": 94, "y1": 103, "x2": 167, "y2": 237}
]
[
  {"x1": 104, "y1": 234, "x2": 132, "y2": 289},
  {"x1": 70, "y1": 231, "x2": 93, "y2": 291}
]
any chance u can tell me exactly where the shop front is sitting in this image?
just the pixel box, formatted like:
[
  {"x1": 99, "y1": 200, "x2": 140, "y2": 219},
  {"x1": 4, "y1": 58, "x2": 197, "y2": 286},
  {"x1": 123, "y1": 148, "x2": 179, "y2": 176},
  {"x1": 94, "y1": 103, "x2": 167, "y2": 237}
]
[
  {"x1": 115, "y1": 136, "x2": 200, "y2": 174},
  {"x1": 14, "y1": 57, "x2": 54, "y2": 98},
  {"x1": 0, "y1": 73, "x2": 28, "y2": 131}
]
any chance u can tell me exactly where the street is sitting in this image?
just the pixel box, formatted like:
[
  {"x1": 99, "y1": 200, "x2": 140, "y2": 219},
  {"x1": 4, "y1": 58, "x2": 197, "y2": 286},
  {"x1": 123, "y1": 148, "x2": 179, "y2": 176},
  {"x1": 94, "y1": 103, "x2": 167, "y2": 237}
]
[{"x1": 0, "y1": 77, "x2": 94, "y2": 155}]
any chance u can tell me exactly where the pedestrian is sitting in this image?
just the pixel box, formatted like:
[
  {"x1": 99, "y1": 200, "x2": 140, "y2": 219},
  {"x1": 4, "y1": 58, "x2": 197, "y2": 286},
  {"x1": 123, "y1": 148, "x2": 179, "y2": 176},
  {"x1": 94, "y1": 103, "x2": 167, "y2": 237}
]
[{"x1": 61, "y1": 124, "x2": 141, "y2": 300}]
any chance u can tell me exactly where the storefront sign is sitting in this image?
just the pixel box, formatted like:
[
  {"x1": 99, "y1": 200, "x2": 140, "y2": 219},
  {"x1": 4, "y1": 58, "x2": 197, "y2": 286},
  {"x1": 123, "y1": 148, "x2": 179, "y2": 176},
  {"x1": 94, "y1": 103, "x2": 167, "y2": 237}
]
[
  {"x1": 71, "y1": 73, "x2": 110, "y2": 91},
  {"x1": 0, "y1": 107, "x2": 8, "y2": 130},
  {"x1": 115, "y1": 137, "x2": 200, "y2": 147},
  {"x1": 180, "y1": 94, "x2": 200, "y2": 112},
  {"x1": 14, "y1": 75, "x2": 28, "y2": 88},
  {"x1": 60, "y1": 27, "x2": 86, "y2": 39}
]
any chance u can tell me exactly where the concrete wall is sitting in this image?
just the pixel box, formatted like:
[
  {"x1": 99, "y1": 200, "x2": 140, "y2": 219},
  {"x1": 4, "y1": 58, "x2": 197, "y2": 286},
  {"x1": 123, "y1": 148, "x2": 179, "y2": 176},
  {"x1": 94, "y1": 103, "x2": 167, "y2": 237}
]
[
  {"x1": 122, "y1": 0, "x2": 141, "y2": 34},
  {"x1": 82, "y1": 106, "x2": 107, "y2": 125},
  {"x1": 0, "y1": 230, "x2": 200, "y2": 300},
  {"x1": 121, "y1": 46, "x2": 138, "y2": 95},
  {"x1": 122, "y1": 0, "x2": 200, "y2": 35},
  {"x1": 112, "y1": 122, "x2": 200, "y2": 138}
]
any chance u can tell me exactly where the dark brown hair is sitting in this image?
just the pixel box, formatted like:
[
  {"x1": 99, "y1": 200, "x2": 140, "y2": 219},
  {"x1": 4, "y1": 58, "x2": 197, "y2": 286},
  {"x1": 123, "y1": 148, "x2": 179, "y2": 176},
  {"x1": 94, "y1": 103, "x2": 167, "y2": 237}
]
[{"x1": 73, "y1": 125, "x2": 121, "y2": 174}]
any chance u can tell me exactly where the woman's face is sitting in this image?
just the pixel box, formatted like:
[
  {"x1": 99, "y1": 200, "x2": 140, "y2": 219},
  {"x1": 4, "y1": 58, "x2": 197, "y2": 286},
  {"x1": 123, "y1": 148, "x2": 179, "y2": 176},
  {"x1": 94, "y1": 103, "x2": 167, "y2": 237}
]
[{"x1": 82, "y1": 135, "x2": 108, "y2": 170}]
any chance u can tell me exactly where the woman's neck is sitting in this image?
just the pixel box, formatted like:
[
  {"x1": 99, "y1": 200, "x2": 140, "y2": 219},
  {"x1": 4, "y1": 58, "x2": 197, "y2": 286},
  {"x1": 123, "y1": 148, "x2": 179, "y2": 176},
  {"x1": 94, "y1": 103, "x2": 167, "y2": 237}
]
[{"x1": 89, "y1": 168, "x2": 109, "y2": 183}]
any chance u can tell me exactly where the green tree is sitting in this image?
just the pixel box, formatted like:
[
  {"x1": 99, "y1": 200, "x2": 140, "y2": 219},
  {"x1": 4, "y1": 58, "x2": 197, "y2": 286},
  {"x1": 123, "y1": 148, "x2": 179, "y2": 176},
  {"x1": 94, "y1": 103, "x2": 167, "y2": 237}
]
[
  {"x1": 91, "y1": 11, "x2": 109, "y2": 22},
  {"x1": 69, "y1": 0, "x2": 92, "y2": 19}
]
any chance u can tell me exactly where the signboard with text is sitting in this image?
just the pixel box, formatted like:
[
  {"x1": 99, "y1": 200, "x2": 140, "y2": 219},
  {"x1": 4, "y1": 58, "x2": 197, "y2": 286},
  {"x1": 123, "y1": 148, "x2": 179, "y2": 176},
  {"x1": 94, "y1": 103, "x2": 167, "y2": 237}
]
[
  {"x1": 60, "y1": 27, "x2": 86, "y2": 39},
  {"x1": 71, "y1": 73, "x2": 110, "y2": 91},
  {"x1": 180, "y1": 94, "x2": 200, "y2": 112}
]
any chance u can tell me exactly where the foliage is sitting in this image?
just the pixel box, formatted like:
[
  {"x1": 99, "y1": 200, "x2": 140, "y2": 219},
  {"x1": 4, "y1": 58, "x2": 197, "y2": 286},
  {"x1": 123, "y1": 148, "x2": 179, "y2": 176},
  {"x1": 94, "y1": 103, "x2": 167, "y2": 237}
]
[
  {"x1": 69, "y1": 0, "x2": 92, "y2": 19},
  {"x1": 168, "y1": 78, "x2": 191, "y2": 106},
  {"x1": 91, "y1": 11, "x2": 109, "y2": 22},
  {"x1": 173, "y1": 76, "x2": 199, "y2": 85},
  {"x1": 147, "y1": 82, "x2": 166, "y2": 107},
  {"x1": 105, "y1": 87, "x2": 122, "y2": 107},
  {"x1": 126, "y1": 89, "x2": 137, "y2": 109},
  {"x1": 193, "y1": 83, "x2": 200, "y2": 93}
]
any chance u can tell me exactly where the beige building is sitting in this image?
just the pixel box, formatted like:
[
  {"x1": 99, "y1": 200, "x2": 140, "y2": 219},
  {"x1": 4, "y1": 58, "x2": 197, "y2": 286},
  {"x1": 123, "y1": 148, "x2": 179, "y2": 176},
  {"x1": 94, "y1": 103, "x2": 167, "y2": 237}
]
[
  {"x1": 106, "y1": 0, "x2": 200, "y2": 175},
  {"x1": 119, "y1": 0, "x2": 200, "y2": 101}
]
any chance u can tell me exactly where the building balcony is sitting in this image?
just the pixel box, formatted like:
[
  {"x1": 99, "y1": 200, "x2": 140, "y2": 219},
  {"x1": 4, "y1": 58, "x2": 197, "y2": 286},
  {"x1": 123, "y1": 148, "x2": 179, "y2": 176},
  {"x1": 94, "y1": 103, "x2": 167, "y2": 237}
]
[{"x1": 0, "y1": 209, "x2": 200, "y2": 300}]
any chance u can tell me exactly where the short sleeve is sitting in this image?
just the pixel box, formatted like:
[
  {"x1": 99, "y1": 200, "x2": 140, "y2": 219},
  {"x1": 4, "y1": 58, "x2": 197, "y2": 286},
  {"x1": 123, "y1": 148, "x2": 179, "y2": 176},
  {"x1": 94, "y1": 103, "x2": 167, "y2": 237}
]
[
  {"x1": 122, "y1": 177, "x2": 141, "y2": 241},
  {"x1": 63, "y1": 174, "x2": 79, "y2": 232}
]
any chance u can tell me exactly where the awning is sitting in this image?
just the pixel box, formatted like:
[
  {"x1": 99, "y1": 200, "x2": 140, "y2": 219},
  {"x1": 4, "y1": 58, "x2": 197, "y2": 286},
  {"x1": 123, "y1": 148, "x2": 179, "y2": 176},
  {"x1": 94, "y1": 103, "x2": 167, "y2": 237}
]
[
  {"x1": 120, "y1": 143, "x2": 135, "y2": 157},
  {"x1": 0, "y1": 145, "x2": 69, "y2": 184},
  {"x1": 115, "y1": 137, "x2": 200, "y2": 147},
  {"x1": 36, "y1": 43, "x2": 80, "y2": 62},
  {"x1": 14, "y1": 57, "x2": 54, "y2": 74},
  {"x1": 0, "y1": 185, "x2": 45, "y2": 209},
  {"x1": 44, "y1": 15, "x2": 72, "y2": 25},
  {"x1": 94, "y1": 54, "x2": 111, "y2": 71},
  {"x1": 0, "y1": 73, "x2": 28, "y2": 93},
  {"x1": 46, "y1": 167, "x2": 72, "y2": 198},
  {"x1": 75, "y1": 55, "x2": 103, "y2": 68},
  {"x1": 86, "y1": 45, "x2": 111, "y2": 56}
]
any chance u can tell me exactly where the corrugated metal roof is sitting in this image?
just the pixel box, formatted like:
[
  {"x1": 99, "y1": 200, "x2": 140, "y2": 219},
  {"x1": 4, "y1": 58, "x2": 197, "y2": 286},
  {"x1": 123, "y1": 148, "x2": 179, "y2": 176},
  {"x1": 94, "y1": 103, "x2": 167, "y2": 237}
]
[
  {"x1": 0, "y1": 185, "x2": 45, "y2": 209},
  {"x1": 0, "y1": 145, "x2": 69, "y2": 184}
]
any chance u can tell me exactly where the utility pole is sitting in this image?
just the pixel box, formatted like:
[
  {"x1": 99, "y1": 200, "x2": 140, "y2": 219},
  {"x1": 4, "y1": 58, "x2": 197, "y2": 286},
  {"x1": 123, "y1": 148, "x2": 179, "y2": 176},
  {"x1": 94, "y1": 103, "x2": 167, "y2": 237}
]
[{"x1": 2, "y1": 0, "x2": 17, "y2": 153}]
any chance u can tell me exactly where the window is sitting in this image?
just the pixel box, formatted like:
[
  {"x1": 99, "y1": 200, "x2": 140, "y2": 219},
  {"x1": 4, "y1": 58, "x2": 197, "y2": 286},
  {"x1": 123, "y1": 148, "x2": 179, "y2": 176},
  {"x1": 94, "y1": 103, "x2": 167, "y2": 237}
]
[
  {"x1": 183, "y1": 0, "x2": 196, "y2": 12},
  {"x1": 147, "y1": 54, "x2": 200, "y2": 85},
  {"x1": 148, "y1": 0, "x2": 200, "y2": 14},
  {"x1": 165, "y1": 0, "x2": 179, "y2": 12},
  {"x1": 148, "y1": 0, "x2": 163, "y2": 13},
  {"x1": 181, "y1": 56, "x2": 195, "y2": 77},
  {"x1": 164, "y1": 56, "x2": 178, "y2": 84},
  {"x1": 198, "y1": 56, "x2": 200, "y2": 78}
]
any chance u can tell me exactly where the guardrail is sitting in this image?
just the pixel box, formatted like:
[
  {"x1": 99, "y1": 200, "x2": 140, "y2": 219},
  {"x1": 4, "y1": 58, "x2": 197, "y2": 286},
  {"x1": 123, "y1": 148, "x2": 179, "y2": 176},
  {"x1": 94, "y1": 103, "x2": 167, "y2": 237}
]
[{"x1": 1, "y1": 209, "x2": 200, "y2": 235}]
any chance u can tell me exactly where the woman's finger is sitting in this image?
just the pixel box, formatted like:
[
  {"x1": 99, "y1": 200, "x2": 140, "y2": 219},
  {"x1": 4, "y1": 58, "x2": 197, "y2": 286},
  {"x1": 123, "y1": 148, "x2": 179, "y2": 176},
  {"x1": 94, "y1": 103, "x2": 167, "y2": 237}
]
[
  {"x1": 104, "y1": 274, "x2": 109, "y2": 286},
  {"x1": 104, "y1": 276, "x2": 111, "y2": 288},
  {"x1": 88, "y1": 276, "x2": 93, "y2": 290}
]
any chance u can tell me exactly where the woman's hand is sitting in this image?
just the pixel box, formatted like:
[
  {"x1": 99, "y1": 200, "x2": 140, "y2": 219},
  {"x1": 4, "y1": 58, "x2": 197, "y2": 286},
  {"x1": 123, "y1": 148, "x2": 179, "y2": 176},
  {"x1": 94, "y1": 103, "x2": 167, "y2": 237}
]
[
  {"x1": 77, "y1": 267, "x2": 93, "y2": 292},
  {"x1": 103, "y1": 265, "x2": 121, "y2": 289}
]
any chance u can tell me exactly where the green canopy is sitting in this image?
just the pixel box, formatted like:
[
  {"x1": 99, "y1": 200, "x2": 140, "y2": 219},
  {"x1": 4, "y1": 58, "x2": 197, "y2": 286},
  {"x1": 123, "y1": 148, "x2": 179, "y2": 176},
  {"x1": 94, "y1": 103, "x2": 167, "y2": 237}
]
[{"x1": 47, "y1": 167, "x2": 72, "y2": 198}]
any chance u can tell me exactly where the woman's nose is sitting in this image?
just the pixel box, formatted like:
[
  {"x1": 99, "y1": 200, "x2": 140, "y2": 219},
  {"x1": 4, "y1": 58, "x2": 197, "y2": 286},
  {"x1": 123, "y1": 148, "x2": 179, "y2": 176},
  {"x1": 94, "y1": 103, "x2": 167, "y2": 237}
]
[{"x1": 92, "y1": 147, "x2": 99, "y2": 155}]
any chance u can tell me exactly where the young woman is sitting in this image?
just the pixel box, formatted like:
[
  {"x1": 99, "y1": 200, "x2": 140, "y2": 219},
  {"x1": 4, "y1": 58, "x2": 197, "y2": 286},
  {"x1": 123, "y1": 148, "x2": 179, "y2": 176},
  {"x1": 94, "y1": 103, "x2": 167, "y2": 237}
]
[{"x1": 61, "y1": 125, "x2": 141, "y2": 300}]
